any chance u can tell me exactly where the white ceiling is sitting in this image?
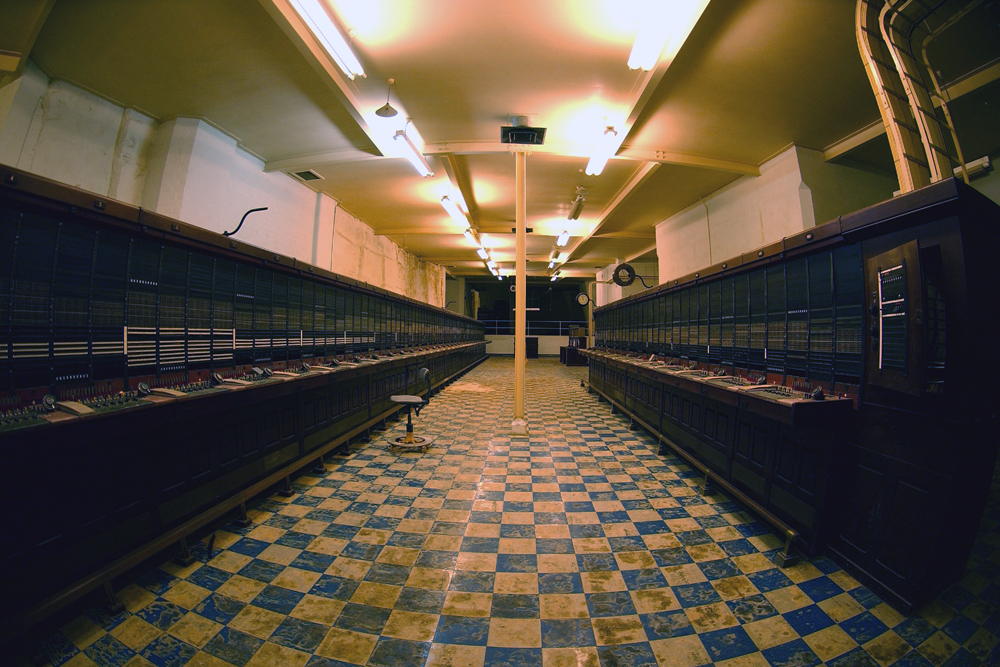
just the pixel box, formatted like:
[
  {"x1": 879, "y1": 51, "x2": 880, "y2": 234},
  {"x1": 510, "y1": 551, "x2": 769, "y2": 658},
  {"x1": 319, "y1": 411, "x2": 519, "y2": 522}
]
[{"x1": 16, "y1": 0, "x2": 1000, "y2": 278}]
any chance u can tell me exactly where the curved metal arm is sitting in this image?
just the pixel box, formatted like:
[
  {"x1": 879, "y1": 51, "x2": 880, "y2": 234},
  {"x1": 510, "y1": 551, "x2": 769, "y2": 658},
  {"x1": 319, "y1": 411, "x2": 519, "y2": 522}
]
[
  {"x1": 223, "y1": 207, "x2": 268, "y2": 237},
  {"x1": 414, "y1": 367, "x2": 432, "y2": 415}
]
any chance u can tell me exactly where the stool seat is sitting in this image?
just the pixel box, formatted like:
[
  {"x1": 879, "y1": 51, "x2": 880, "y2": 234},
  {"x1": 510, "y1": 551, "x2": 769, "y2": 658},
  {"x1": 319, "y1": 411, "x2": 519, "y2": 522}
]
[{"x1": 390, "y1": 395, "x2": 424, "y2": 405}]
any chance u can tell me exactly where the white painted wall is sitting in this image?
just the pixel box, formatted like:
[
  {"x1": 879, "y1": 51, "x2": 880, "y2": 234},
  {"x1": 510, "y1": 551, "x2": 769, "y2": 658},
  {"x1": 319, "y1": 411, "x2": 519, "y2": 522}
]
[
  {"x1": 655, "y1": 146, "x2": 899, "y2": 285},
  {"x1": 796, "y1": 146, "x2": 899, "y2": 225},
  {"x1": 595, "y1": 261, "x2": 658, "y2": 307},
  {"x1": 969, "y1": 153, "x2": 1000, "y2": 206},
  {"x1": 0, "y1": 61, "x2": 445, "y2": 306},
  {"x1": 486, "y1": 335, "x2": 568, "y2": 356}
]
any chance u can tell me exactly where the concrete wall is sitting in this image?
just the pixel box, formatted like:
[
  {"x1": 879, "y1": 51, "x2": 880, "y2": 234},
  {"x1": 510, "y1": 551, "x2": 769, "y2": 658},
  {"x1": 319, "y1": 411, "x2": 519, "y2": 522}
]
[
  {"x1": 654, "y1": 146, "x2": 898, "y2": 284},
  {"x1": 486, "y1": 335, "x2": 568, "y2": 356},
  {"x1": 445, "y1": 277, "x2": 467, "y2": 317},
  {"x1": 0, "y1": 61, "x2": 445, "y2": 307}
]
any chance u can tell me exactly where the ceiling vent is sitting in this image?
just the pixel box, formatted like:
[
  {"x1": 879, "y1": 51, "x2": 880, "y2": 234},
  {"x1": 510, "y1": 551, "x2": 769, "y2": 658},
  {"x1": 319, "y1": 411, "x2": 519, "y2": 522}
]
[
  {"x1": 501, "y1": 115, "x2": 546, "y2": 145},
  {"x1": 501, "y1": 126, "x2": 546, "y2": 145},
  {"x1": 292, "y1": 169, "x2": 323, "y2": 182}
]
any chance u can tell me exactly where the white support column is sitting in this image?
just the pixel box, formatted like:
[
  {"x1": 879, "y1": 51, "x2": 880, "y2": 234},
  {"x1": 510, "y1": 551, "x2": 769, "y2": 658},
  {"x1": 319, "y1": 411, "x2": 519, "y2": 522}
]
[{"x1": 512, "y1": 149, "x2": 528, "y2": 436}]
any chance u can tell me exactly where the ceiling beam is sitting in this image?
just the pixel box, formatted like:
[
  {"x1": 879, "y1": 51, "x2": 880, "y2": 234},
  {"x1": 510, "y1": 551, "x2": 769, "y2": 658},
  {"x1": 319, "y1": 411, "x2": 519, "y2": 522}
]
[
  {"x1": 626, "y1": 243, "x2": 658, "y2": 262},
  {"x1": 264, "y1": 149, "x2": 381, "y2": 173},
  {"x1": 559, "y1": 161, "x2": 660, "y2": 266},
  {"x1": 425, "y1": 141, "x2": 757, "y2": 176},
  {"x1": 824, "y1": 60, "x2": 1000, "y2": 163},
  {"x1": 379, "y1": 225, "x2": 536, "y2": 237},
  {"x1": 0, "y1": 0, "x2": 55, "y2": 87},
  {"x1": 617, "y1": 148, "x2": 760, "y2": 175},
  {"x1": 593, "y1": 231, "x2": 656, "y2": 240},
  {"x1": 823, "y1": 121, "x2": 886, "y2": 162},
  {"x1": 440, "y1": 154, "x2": 480, "y2": 227},
  {"x1": 257, "y1": 0, "x2": 386, "y2": 158},
  {"x1": 604, "y1": 0, "x2": 711, "y2": 166},
  {"x1": 943, "y1": 59, "x2": 1000, "y2": 103},
  {"x1": 377, "y1": 227, "x2": 461, "y2": 236},
  {"x1": 425, "y1": 141, "x2": 592, "y2": 158}
]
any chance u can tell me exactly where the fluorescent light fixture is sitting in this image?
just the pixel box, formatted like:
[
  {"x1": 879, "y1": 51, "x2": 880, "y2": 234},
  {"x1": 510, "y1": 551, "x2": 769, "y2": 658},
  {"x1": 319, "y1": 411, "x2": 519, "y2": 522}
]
[
  {"x1": 556, "y1": 230, "x2": 570, "y2": 247},
  {"x1": 568, "y1": 195, "x2": 585, "y2": 220},
  {"x1": 548, "y1": 260, "x2": 556, "y2": 269},
  {"x1": 440, "y1": 195, "x2": 465, "y2": 223},
  {"x1": 463, "y1": 228, "x2": 476, "y2": 244},
  {"x1": 451, "y1": 189, "x2": 469, "y2": 213},
  {"x1": 585, "y1": 127, "x2": 618, "y2": 176},
  {"x1": 556, "y1": 252, "x2": 568, "y2": 263},
  {"x1": 476, "y1": 247, "x2": 489, "y2": 260},
  {"x1": 628, "y1": 6, "x2": 671, "y2": 71},
  {"x1": 550, "y1": 274, "x2": 559, "y2": 282},
  {"x1": 288, "y1": 0, "x2": 365, "y2": 79},
  {"x1": 487, "y1": 260, "x2": 496, "y2": 270},
  {"x1": 393, "y1": 130, "x2": 433, "y2": 177},
  {"x1": 497, "y1": 274, "x2": 503, "y2": 281}
]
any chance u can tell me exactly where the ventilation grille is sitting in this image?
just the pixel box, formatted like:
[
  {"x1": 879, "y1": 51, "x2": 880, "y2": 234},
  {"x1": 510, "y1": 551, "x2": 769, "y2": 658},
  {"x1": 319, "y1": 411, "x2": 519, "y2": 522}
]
[{"x1": 292, "y1": 170, "x2": 323, "y2": 182}]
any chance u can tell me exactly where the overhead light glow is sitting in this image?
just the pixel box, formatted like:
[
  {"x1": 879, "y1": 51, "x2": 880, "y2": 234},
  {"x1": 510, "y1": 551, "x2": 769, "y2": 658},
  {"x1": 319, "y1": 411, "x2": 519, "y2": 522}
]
[
  {"x1": 487, "y1": 259, "x2": 496, "y2": 270},
  {"x1": 556, "y1": 230, "x2": 570, "y2": 247},
  {"x1": 550, "y1": 274, "x2": 559, "y2": 282},
  {"x1": 477, "y1": 247, "x2": 489, "y2": 260},
  {"x1": 440, "y1": 195, "x2": 465, "y2": 223},
  {"x1": 288, "y1": 0, "x2": 365, "y2": 79},
  {"x1": 497, "y1": 274, "x2": 503, "y2": 281},
  {"x1": 451, "y1": 189, "x2": 469, "y2": 213},
  {"x1": 585, "y1": 126, "x2": 618, "y2": 176},
  {"x1": 557, "y1": 252, "x2": 569, "y2": 263},
  {"x1": 393, "y1": 130, "x2": 433, "y2": 177},
  {"x1": 463, "y1": 228, "x2": 476, "y2": 244},
  {"x1": 628, "y1": 5, "x2": 672, "y2": 71},
  {"x1": 548, "y1": 260, "x2": 556, "y2": 269}
]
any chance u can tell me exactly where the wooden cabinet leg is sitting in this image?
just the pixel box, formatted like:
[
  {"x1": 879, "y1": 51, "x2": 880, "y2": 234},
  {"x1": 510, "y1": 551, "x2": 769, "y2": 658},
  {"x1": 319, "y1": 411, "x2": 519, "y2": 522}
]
[
  {"x1": 103, "y1": 580, "x2": 124, "y2": 614},
  {"x1": 234, "y1": 501, "x2": 253, "y2": 528},
  {"x1": 174, "y1": 536, "x2": 196, "y2": 567},
  {"x1": 774, "y1": 532, "x2": 801, "y2": 568}
]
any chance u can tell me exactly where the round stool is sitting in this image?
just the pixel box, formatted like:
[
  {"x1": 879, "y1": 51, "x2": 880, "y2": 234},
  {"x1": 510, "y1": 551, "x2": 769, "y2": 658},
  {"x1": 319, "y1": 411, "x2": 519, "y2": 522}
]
[{"x1": 387, "y1": 394, "x2": 433, "y2": 452}]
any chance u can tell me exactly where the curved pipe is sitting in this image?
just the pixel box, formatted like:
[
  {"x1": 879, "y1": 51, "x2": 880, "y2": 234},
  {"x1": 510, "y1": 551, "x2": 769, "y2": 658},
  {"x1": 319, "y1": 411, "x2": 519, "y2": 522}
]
[{"x1": 223, "y1": 207, "x2": 268, "y2": 237}]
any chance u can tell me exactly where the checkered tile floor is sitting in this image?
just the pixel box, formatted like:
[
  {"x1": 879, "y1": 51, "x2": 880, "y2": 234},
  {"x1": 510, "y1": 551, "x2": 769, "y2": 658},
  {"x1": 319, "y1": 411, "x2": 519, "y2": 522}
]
[{"x1": 24, "y1": 358, "x2": 1000, "y2": 666}]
